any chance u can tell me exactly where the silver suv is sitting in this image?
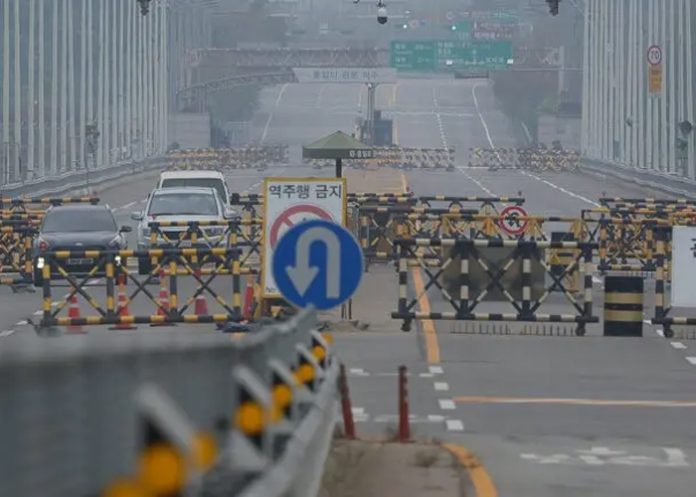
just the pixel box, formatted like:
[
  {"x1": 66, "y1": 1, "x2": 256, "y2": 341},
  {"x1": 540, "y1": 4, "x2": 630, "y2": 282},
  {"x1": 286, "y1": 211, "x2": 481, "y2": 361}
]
[{"x1": 131, "y1": 187, "x2": 233, "y2": 274}]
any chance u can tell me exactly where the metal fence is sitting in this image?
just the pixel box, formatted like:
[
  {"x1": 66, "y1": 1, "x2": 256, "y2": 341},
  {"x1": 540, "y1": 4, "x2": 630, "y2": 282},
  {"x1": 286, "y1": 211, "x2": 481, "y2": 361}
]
[
  {"x1": 0, "y1": 308, "x2": 337, "y2": 497},
  {"x1": 0, "y1": 0, "x2": 213, "y2": 189},
  {"x1": 582, "y1": 0, "x2": 696, "y2": 178}
]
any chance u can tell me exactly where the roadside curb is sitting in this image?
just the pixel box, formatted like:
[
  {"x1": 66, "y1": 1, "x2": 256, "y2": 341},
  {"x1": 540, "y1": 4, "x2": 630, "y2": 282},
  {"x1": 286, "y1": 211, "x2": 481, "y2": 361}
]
[{"x1": 443, "y1": 443, "x2": 498, "y2": 497}]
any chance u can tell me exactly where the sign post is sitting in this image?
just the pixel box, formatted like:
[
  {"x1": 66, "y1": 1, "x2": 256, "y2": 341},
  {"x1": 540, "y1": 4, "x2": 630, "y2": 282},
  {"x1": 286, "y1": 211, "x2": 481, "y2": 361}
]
[{"x1": 261, "y1": 177, "x2": 347, "y2": 300}]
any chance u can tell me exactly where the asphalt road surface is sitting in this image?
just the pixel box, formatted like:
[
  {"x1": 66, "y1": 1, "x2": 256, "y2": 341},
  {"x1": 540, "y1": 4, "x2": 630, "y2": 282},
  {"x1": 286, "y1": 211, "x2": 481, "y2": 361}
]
[
  {"x1": 3, "y1": 77, "x2": 696, "y2": 496},
  {"x1": 250, "y1": 78, "x2": 696, "y2": 497}
]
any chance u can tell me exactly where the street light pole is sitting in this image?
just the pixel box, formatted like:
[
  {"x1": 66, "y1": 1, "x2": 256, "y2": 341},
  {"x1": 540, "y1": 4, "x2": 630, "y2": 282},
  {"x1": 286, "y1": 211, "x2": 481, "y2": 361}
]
[{"x1": 85, "y1": 123, "x2": 100, "y2": 193}]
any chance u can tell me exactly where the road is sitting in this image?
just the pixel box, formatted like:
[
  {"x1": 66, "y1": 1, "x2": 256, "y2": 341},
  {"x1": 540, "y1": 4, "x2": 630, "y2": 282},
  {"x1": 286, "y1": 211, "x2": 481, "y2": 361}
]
[
  {"x1": 252, "y1": 78, "x2": 696, "y2": 497},
  {"x1": 3, "y1": 77, "x2": 696, "y2": 496}
]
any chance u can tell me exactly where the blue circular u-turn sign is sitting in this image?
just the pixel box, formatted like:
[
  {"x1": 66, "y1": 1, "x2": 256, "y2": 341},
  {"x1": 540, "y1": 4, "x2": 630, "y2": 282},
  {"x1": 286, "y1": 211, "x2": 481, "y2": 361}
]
[{"x1": 272, "y1": 219, "x2": 363, "y2": 310}]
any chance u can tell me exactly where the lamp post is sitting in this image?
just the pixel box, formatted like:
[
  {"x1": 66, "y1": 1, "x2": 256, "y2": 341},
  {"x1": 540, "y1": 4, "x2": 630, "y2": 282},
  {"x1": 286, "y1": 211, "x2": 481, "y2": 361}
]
[{"x1": 85, "y1": 123, "x2": 100, "y2": 192}]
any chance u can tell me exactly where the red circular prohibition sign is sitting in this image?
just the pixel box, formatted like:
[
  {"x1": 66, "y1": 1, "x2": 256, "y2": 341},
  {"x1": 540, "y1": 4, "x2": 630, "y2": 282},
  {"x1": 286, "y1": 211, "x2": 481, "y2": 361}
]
[
  {"x1": 269, "y1": 204, "x2": 334, "y2": 247},
  {"x1": 499, "y1": 205, "x2": 529, "y2": 236}
]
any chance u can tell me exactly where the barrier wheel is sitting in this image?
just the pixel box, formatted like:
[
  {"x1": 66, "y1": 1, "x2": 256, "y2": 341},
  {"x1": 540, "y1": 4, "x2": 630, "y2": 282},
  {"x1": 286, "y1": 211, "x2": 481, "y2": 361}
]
[
  {"x1": 663, "y1": 327, "x2": 674, "y2": 338},
  {"x1": 575, "y1": 325, "x2": 586, "y2": 337}
]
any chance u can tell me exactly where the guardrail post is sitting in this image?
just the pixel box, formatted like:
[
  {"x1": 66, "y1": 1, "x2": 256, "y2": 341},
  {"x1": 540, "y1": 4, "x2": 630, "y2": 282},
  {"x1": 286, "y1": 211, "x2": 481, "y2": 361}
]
[
  {"x1": 229, "y1": 366, "x2": 272, "y2": 472},
  {"x1": 398, "y1": 365, "x2": 410, "y2": 442}
]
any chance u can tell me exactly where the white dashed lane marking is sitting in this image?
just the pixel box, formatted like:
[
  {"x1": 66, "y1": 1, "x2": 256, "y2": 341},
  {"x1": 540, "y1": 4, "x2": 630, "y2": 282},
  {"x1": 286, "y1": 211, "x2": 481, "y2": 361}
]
[
  {"x1": 0, "y1": 330, "x2": 15, "y2": 338},
  {"x1": 434, "y1": 382, "x2": 450, "y2": 392},
  {"x1": 429, "y1": 365, "x2": 444, "y2": 375},
  {"x1": 446, "y1": 419, "x2": 465, "y2": 432},
  {"x1": 671, "y1": 342, "x2": 687, "y2": 350},
  {"x1": 439, "y1": 399, "x2": 456, "y2": 410},
  {"x1": 686, "y1": 357, "x2": 696, "y2": 366}
]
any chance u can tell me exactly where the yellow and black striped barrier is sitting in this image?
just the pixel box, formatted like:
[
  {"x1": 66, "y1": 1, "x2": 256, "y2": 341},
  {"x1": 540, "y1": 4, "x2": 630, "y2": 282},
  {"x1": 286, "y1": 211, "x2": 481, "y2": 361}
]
[
  {"x1": 603, "y1": 276, "x2": 644, "y2": 337},
  {"x1": 0, "y1": 225, "x2": 35, "y2": 287},
  {"x1": 37, "y1": 247, "x2": 246, "y2": 332},
  {"x1": 392, "y1": 237, "x2": 598, "y2": 336},
  {"x1": 0, "y1": 195, "x2": 99, "y2": 211}
]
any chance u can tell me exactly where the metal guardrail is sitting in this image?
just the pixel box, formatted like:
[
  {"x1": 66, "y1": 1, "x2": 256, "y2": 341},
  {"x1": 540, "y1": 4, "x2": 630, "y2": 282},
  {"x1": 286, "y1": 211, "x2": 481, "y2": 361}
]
[
  {"x1": 0, "y1": 157, "x2": 166, "y2": 198},
  {"x1": 0, "y1": 308, "x2": 337, "y2": 497}
]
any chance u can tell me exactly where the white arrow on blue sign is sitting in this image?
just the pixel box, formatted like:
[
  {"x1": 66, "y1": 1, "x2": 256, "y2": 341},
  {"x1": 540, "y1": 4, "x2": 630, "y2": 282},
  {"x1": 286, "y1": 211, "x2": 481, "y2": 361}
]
[{"x1": 272, "y1": 219, "x2": 363, "y2": 310}]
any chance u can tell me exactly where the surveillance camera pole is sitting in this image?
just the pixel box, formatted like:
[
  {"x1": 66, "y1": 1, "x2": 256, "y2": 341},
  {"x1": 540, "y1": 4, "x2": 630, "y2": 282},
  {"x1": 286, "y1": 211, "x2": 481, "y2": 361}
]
[{"x1": 365, "y1": 83, "x2": 377, "y2": 146}]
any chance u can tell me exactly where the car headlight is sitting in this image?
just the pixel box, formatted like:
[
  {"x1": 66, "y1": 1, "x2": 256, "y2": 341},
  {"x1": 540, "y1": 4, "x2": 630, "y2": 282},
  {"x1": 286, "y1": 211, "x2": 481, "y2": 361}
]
[
  {"x1": 115, "y1": 255, "x2": 122, "y2": 266},
  {"x1": 36, "y1": 257, "x2": 45, "y2": 269}
]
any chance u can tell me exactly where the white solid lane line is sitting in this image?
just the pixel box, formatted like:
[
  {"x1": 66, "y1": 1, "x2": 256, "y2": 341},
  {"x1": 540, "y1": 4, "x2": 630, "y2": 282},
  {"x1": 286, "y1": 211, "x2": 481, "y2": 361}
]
[
  {"x1": 0, "y1": 330, "x2": 15, "y2": 338},
  {"x1": 686, "y1": 357, "x2": 696, "y2": 366},
  {"x1": 429, "y1": 365, "x2": 444, "y2": 374},
  {"x1": 471, "y1": 82, "x2": 599, "y2": 207},
  {"x1": 434, "y1": 382, "x2": 450, "y2": 391},
  {"x1": 671, "y1": 342, "x2": 687, "y2": 350},
  {"x1": 519, "y1": 170, "x2": 600, "y2": 207}
]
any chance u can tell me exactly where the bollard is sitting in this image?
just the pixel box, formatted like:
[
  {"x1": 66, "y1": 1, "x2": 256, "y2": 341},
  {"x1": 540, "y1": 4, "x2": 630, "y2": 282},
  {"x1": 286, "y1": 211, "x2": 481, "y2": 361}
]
[
  {"x1": 604, "y1": 276, "x2": 643, "y2": 337},
  {"x1": 338, "y1": 364, "x2": 356, "y2": 440},
  {"x1": 398, "y1": 365, "x2": 410, "y2": 442}
]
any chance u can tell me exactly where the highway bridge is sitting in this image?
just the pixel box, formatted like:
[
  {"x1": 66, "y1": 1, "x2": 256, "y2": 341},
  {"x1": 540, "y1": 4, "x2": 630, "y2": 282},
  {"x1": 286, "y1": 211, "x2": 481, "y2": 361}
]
[{"x1": 1, "y1": 1, "x2": 696, "y2": 497}]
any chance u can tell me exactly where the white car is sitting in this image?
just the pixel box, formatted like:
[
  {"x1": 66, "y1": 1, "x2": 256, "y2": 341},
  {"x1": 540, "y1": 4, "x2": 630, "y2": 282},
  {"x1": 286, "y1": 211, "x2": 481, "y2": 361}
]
[
  {"x1": 131, "y1": 187, "x2": 233, "y2": 274},
  {"x1": 157, "y1": 170, "x2": 230, "y2": 205}
]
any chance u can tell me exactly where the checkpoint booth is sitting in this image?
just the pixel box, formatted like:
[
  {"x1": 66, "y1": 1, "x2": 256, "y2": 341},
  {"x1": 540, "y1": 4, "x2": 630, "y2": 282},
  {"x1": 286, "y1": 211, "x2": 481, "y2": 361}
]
[{"x1": 302, "y1": 130, "x2": 374, "y2": 179}]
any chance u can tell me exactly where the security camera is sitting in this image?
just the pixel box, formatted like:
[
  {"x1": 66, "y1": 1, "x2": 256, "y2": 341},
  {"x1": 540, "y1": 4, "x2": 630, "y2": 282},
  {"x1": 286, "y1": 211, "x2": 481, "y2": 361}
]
[{"x1": 377, "y1": 3, "x2": 387, "y2": 24}]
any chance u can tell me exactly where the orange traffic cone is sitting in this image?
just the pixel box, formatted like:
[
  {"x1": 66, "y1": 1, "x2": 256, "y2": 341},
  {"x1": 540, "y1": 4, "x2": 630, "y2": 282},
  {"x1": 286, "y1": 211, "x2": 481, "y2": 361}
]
[
  {"x1": 193, "y1": 269, "x2": 209, "y2": 317},
  {"x1": 67, "y1": 295, "x2": 85, "y2": 334},
  {"x1": 242, "y1": 277, "x2": 255, "y2": 321},
  {"x1": 151, "y1": 270, "x2": 170, "y2": 327},
  {"x1": 110, "y1": 275, "x2": 137, "y2": 330},
  {"x1": 194, "y1": 293, "x2": 209, "y2": 317}
]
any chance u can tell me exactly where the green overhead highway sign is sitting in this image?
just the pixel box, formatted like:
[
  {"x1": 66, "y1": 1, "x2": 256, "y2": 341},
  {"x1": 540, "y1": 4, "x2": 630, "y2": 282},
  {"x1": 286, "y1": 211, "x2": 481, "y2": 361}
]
[
  {"x1": 390, "y1": 40, "x2": 513, "y2": 71},
  {"x1": 390, "y1": 41, "x2": 437, "y2": 71}
]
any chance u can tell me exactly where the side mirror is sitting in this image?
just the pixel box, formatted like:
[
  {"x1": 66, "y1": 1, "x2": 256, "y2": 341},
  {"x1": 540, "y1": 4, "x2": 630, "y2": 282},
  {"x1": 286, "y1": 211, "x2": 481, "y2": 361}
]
[
  {"x1": 120, "y1": 225, "x2": 133, "y2": 233},
  {"x1": 223, "y1": 208, "x2": 236, "y2": 220},
  {"x1": 130, "y1": 211, "x2": 143, "y2": 221}
]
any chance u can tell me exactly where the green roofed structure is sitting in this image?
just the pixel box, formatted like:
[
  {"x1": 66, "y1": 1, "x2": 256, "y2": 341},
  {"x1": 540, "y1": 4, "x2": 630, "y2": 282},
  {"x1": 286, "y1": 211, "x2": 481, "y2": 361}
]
[{"x1": 302, "y1": 130, "x2": 374, "y2": 177}]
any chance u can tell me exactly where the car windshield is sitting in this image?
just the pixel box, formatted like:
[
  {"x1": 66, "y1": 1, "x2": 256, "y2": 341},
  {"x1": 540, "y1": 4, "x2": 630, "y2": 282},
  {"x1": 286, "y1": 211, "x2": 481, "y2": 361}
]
[
  {"x1": 160, "y1": 178, "x2": 227, "y2": 202},
  {"x1": 42, "y1": 209, "x2": 117, "y2": 233},
  {"x1": 148, "y1": 193, "x2": 219, "y2": 216}
]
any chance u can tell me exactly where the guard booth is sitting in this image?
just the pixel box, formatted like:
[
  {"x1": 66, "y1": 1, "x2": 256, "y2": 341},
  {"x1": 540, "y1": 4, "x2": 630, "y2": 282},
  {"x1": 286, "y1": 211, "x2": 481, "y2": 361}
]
[{"x1": 302, "y1": 130, "x2": 374, "y2": 179}]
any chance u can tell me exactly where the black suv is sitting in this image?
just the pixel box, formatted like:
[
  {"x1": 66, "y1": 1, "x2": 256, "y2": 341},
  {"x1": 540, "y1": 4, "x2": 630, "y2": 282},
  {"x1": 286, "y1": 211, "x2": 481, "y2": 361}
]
[{"x1": 33, "y1": 205, "x2": 131, "y2": 285}]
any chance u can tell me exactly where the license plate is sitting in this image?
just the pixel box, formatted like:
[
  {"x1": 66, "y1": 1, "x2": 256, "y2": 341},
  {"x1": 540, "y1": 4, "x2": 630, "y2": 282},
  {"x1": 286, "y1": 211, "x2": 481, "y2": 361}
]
[
  {"x1": 178, "y1": 240, "x2": 192, "y2": 248},
  {"x1": 67, "y1": 258, "x2": 93, "y2": 265}
]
